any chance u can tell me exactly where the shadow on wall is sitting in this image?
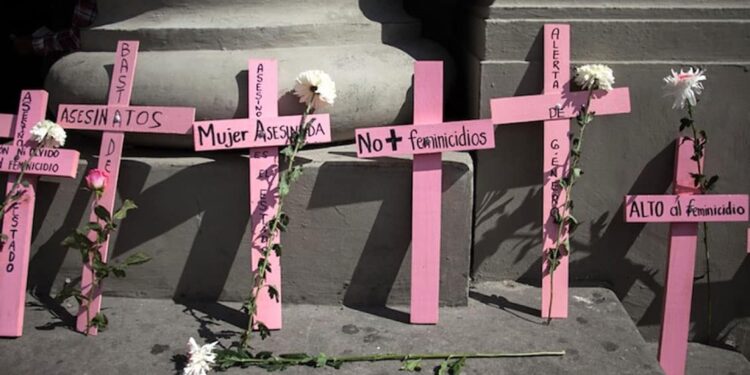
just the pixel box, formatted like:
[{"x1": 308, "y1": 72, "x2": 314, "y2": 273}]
[{"x1": 307, "y1": 150, "x2": 469, "y2": 321}]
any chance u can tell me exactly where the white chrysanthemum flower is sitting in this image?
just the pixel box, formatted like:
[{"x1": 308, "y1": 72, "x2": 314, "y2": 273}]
[
  {"x1": 293, "y1": 70, "x2": 336, "y2": 110},
  {"x1": 30, "y1": 120, "x2": 66, "y2": 147},
  {"x1": 574, "y1": 64, "x2": 615, "y2": 92},
  {"x1": 184, "y1": 337, "x2": 218, "y2": 375},
  {"x1": 663, "y1": 67, "x2": 707, "y2": 109}
]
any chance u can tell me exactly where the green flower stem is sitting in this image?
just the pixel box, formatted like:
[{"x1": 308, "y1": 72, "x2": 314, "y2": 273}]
[
  {"x1": 547, "y1": 86, "x2": 595, "y2": 325},
  {"x1": 686, "y1": 103, "x2": 712, "y2": 341},
  {"x1": 225, "y1": 351, "x2": 565, "y2": 366},
  {"x1": 242, "y1": 101, "x2": 315, "y2": 348},
  {"x1": 84, "y1": 195, "x2": 101, "y2": 335}
]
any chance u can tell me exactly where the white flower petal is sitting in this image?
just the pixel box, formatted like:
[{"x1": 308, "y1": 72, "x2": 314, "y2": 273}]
[
  {"x1": 662, "y1": 67, "x2": 707, "y2": 109},
  {"x1": 574, "y1": 64, "x2": 615, "y2": 92},
  {"x1": 293, "y1": 70, "x2": 336, "y2": 110},
  {"x1": 184, "y1": 338, "x2": 217, "y2": 375}
]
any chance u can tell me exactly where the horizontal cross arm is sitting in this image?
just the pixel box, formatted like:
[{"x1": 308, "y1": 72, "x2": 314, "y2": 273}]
[
  {"x1": 193, "y1": 114, "x2": 331, "y2": 151},
  {"x1": 491, "y1": 87, "x2": 630, "y2": 126},
  {"x1": 57, "y1": 104, "x2": 195, "y2": 134},
  {"x1": 0, "y1": 146, "x2": 79, "y2": 178},
  {"x1": 356, "y1": 119, "x2": 494, "y2": 158},
  {"x1": 624, "y1": 194, "x2": 749, "y2": 223}
]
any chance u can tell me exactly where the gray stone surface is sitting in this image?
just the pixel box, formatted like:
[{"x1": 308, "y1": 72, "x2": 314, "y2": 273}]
[
  {"x1": 468, "y1": 0, "x2": 750, "y2": 346},
  {"x1": 28, "y1": 144, "x2": 473, "y2": 307},
  {"x1": 0, "y1": 283, "x2": 663, "y2": 374},
  {"x1": 44, "y1": 0, "x2": 453, "y2": 145},
  {"x1": 644, "y1": 342, "x2": 750, "y2": 375},
  {"x1": 86, "y1": 0, "x2": 420, "y2": 51}
]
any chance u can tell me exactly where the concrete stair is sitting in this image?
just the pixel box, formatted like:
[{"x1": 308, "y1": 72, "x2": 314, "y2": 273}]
[
  {"x1": 45, "y1": 0, "x2": 452, "y2": 144},
  {"x1": 1, "y1": 283, "x2": 669, "y2": 374},
  {"x1": 468, "y1": 0, "x2": 750, "y2": 350}
]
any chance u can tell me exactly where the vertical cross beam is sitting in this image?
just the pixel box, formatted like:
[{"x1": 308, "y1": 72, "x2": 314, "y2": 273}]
[
  {"x1": 0, "y1": 91, "x2": 46, "y2": 337},
  {"x1": 659, "y1": 138, "x2": 701, "y2": 375},
  {"x1": 410, "y1": 61, "x2": 444, "y2": 324},
  {"x1": 77, "y1": 41, "x2": 137, "y2": 335},
  {"x1": 542, "y1": 24, "x2": 571, "y2": 319},
  {"x1": 248, "y1": 60, "x2": 282, "y2": 330}
]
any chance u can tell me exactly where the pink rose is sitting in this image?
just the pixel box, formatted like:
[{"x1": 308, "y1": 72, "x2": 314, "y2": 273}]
[{"x1": 85, "y1": 168, "x2": 109, "y2": 192}]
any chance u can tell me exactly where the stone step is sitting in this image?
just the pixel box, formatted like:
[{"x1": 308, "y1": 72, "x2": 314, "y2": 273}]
[
  {"x1": 45, "y1": 42, "x2": 452, "y2": 144},
  {"x1": 28, "y1": 143, "x2": 473, "y2": 307},
  {"x1": 643, "y1": 342, "x2": 750, "y2": 375},
  {"x1": 469, "y1": 60, "x2": 750, "y2": 353},
  {"x1": 476, "y1": 1, "x2": 750, "y2": 20},
  {"x1": 85, "y1": 0, "x2": 420, "y2": 51},
  {"x1": 1, "y1": 283, "x2": 664, "y2": 374},
  {"x1": 468, "y1": 2, "x2": 750, "y2": 61}
]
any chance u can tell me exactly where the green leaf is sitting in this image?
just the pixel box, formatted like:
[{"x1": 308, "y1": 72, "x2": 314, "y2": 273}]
[
  {"x1": 448, "y1": 357, "x2": 466, "y2": 375},
  {"x1": 679, "y1": 117, "x2": 693, "y2": 131},
  {"x1": 94, "y1": 205, "x2": 112, "y2": 223},
  {"x1": 91, "y1": 312, "x2": 108, "y2": 330},
  {"x1": 280, "y1": 146, "x2": 294, "y2": 158},
  {"x1": 216, "y1": 348, "x2": 253, "y2": 369},
  {"x1": 111, "y1": 266, "x2": 126, "y2": 278},
  {"x1": 704, "y1": 175, "x2": 719, "y2": 191},
  {"x1": 256, "y1": 258, "x2": 271, "y2": 274},
  {"x1": 0, "y1": 233, "x2": 8, "y2": 244},
  {"x1": 267, "y1": 285, "x2": 280, "y2": 302},
  {"x1": 400, "y1": 358, "x2": 422, "y2": 372},
  {"x1": 436, "y1": 360, "x2": 450, "y2": 375},
  {"x1": 124, "y1": 252, "x2": 151, "y2": 266},
  {"x1": 61, "y1": 231, "x2": 94, "y2": 250},
  {"x1": 83, "y1": 222, "x2": 104, "y2": 233},
  {"x1": 113, "y1": 200, "x2": 137, "y2": 220},
  {"x1": 551, "y1": 209, "x2": 562, "y2": 225},
  {"x1": 272, "y1": 243, "x2": 282, "y2": 257},
  {"x1": 288, "y1": 166, "x2": 303, "y2": 184},
  {"x1": 698, "y1": 130, "x2": 707, "y2": 141},
  {"x1": 566, "y1": 215, "x2": 580, "y2": 234},
  {"x1": 257, "y1": 322, "x2": 272, "y2": 340},
  {"x1": 254, "y1": 351, "x2": 274, "y2": 360},
  {"x1": 558, "y1": 178, "x2": 569, "y2": 189},
  {"x1": 278, "y1": 178, "x2": 290, "y2": 198},
  {"x1": 314, "y1": 353, "x2": 328, "y2": 368},
  {"x1": 690, "y1": 173, "x2": 705, "y2": 188},
  {"x1": 20, "y1": 179, "x2": 29, "y2": 188}
]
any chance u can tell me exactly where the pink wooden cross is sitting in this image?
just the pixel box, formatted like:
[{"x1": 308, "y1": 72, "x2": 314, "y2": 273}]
[
  {"x1": 355, "y1": 61, "x2": 495, "y2": 324},
  {"x1": 55, "y1": 41, "x2": 195, "y2": 335},
  {"x1": 193, "y1": 59, "x2": 331, "y2": 330},
  {"x1": 489, "y1": 24, "x2": 631, "y2": 319},
  {"x1": 624, "y1": 138, "x2": 749, "y2": 375},
  {"x1": 0, "y1": 90, "x2": 81, "y2": 337}
]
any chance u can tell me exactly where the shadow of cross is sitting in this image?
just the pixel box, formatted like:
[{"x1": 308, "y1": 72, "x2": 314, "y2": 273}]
[
  {"x1": 355, "y1": 61, "x2": 495, "y2": 324},
  {"x1": 624, "y1": 137, "x2": 749, "y2": 375},
  {"x1": 489, "y1": 24, "x2": 631, "y2": 319},
  {"x1": 0, "y1": 91, "x2": 81, "y2": 337},
  {"x1": 192, "y1": 59, "x2": 332, "y2": 331},
  {"x1": 54, "y1": 40, "x2": 195, "y2": 335}
]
